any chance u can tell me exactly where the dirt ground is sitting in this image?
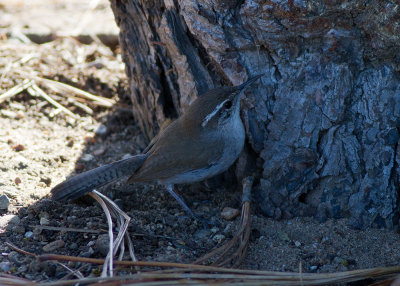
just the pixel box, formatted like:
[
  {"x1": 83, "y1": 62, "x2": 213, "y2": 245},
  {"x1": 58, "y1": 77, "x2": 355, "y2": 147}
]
[{"x1": 1, "y1": 0, "x2": 400, "y2": 283}]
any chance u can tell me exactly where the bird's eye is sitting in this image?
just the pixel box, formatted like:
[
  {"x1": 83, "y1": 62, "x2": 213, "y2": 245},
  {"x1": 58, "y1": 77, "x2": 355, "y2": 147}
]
[{"x1": 224, "y1": 100, "x2": 232, "y2": 109}]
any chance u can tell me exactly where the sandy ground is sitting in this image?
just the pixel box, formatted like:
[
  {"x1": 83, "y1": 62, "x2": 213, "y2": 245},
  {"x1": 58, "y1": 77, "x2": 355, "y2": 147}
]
[{"x1": 0, "y1": 1, "x2": 400, "y2": 283}]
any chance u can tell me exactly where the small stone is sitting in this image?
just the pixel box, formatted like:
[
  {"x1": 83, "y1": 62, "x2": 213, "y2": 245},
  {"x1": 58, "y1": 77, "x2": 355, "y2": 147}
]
[
  {"x1": 93, "y1": 147, "x2": 106, "y2": 156},
  {"x1": 95, "y1": 124, "x2": 107, "y2": 136},
  {"x1": 16, "y1": 111, "x2": 24, "y2": 119},
  {"x1": 14, "y1": 177, "x2": 21, "y2": 185},
  {"x1": 0, "y1": 214, "x2": 20, "y2": 228},
  {"x1": 40, "y1": 217, "x2": 50, "y2": 225},
  {"x1": 0, "y1": 261, "x2": 11, "y2": 272},
  {"x1": 221, "y1": 207, "x2": 240, "y2": 220},
  {"x1": 213, "y1": 234, "x2": 225, "y2": 243},
  {"x1": 193, "y1": 229, "x2": 211, "y2": 241},
  {"x1": 40, "y1": 177, "x2": 52, "y2": 187},
  {"x1": 81, "y1": 154, "x2": 94, "y2": 162},
  {"x1": 66, "y1": 138, "x2": 74, "y2": 147},
  {"x1": 8, "y1": 251, "x2": 24, "y2": 265},
  {"x1": 95, "y1": 234, "x2": 110, "y2": 256},
  {"x1": 0, "y1": 194, "x2": 11, "y2": 209},
  {"x1": 17, "y1": 265, "x2": 27, "y2": 273},
  {"x1": 69, "y1": 242, "x2": 78, "y2": 250},
  {"x1": 210, "y1": 227, "x2": 219, "y2": 233},
  {"x1": 43, "y1": 240, "x2": 65, "y2": 252},
  {"x1": 294, "y1": 241, "x2": 301, "y2": 247},
  {"x1": 75, "y1": 163, "x2": 85, "y2": 171},
  {"x1": 12, "y1": 144, "x2": 25, "y2": 152},
  {"x1": 79, "y1": 251, "x2": 92, "y2": 258},
  {"x1": 25, "y1": 231, "x2": 34, "y2": 238},
  {"x1": 84, "y1": 135, "x2": 96, "y2": 144},
  {"x1": 39, "y1": 211, "x2": 49, "y2": 219},
  {"x1": 310, "y1": 265, "x2": 318, "y2": 271},
  {"x1": 278, "y1": 231, "x2": 290, "y2": 242}
]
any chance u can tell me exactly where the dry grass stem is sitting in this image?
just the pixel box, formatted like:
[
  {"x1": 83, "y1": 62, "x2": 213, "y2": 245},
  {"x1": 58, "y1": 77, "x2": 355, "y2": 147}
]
[
  {"x1": 195, "y1": 176, "x2": 254, "y2": 267},
  {"x1": 54, "y1": 262, "x2": 85, "y2": 279},
  {"x1": 89, "y1": 191, "x2": 115, "y2": 277},
  {"x1": 27, "y1": 83, "x2": 78, "y2": 118},
  {"x1": 31, "y1": 76, "x2": 115, "y2": 107},
  {"x1": 0, "y1": 79, "x2": 33, "y2": 104},
  {"x1": 89, "y1": 190, "x2": 137, "y2": 277},
  {"x1": 5, "y1": 241, "x2": 399, "y2": 286},
  {"x1": 3, "y1": 264, "x2": 400, "y2": 286},
  {"x1": 0, "y1": 274, "x2": 36, "y2": 286},
  {"x1": 32, "y1": 225, "x2": 103, "y2": 234}
]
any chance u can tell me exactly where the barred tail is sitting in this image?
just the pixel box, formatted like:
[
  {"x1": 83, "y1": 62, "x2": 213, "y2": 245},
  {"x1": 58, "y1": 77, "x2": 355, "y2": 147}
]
[{"x1": 51, "y1": 154, "x2": 148, "y2": 201}]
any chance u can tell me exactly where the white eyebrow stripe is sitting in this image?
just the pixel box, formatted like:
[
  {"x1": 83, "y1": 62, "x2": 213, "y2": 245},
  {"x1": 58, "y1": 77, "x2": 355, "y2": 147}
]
[{"x1": 201, "y1": 99, "x2": 228, "y2": 127}]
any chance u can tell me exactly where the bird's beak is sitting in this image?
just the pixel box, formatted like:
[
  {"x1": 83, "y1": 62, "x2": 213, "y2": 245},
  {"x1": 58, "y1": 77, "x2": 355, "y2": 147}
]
[{"x1": 237, "y1": 73, "x2": 264, "y2": 92}]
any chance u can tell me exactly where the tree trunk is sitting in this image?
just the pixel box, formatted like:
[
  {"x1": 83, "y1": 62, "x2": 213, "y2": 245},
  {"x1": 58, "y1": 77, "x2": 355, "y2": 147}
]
[{"x1": 109, "y1": 0, "x2": 400, "y2": 229}]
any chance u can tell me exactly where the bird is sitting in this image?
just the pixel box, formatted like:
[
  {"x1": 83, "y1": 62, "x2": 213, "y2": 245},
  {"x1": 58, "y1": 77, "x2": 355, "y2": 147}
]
[{"x1": 51, "y1": 74, "x2": 263, "y2": 219}]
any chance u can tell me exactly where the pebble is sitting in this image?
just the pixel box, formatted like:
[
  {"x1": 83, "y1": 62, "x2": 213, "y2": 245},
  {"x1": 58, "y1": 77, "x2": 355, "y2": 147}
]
[
  {"x1": 213, "y1": 234, "x2": 225, "y2": 243},
  {"x1": 221, "y1": 207, "x2": 240, "y2": 220},
  {"x1": 0, "y1": 194, "x2": 11, "y2": 209},
  {"x1": 12, "y1": 144, "x2": 25, "y2": 152},
  {"x1": 294, "y1": 241, "x2": 301, "y2": 247},
  {"x1": 95, "y1": 124, "x2": 107, "y2": 136},
  {"x1": 40, "y1": 217, "x2": 50, "y2": 225},
  {"x1": 278, "y1": 231, "x2": 290, "y2": 242},
  {"x1": 193, "y1": 229, "x2": 211, "y2": 241},
  {"x1": 0, "y1": 261, "x2": 11, "y2": 272},
  {"x1": 0, "y1": 214, "x2": 20, "y2": 228},
  {"x1": 40, "y1": 177, "x2": 52, "y2": 187},
  {"x1": 25, "y1": 231, "x2": 34, "y2": 238},
  {"x1": 79, "y1": 250, "x2": 93, "y2": 258},
  {"x1": 81, "y1": 154, "x2": 94, "y2": 162},
  {"x1": 75, "y1": 163, "x2": 85, "y2": 171},
  {"x1": 210, "y1": 227, "x2": 219, "y2": 233},
  {"x1": 66, "y1": 138, "x2": 74, "y2": 147},
  {"x1": 43, "y1": 240, "x2": 65, "y2": 252},
  {"x1": 17, "y1": 265, "x2": 27, "y2": 273},
  {"x1": 93, "y1": 147, "x2": 106, "y2": 156},
  {"x1": 310, "y1": 265, "x2": 318, "y2": 271},
  {"x1": 8, "y1": 251, "x2": 25, "y2": 265},
  {"x1": 69, "y1": 242, "x2": 78, "y2": 250},
  {"x1": 95, "y1": 234, "x2": 110, "y2": 256}
]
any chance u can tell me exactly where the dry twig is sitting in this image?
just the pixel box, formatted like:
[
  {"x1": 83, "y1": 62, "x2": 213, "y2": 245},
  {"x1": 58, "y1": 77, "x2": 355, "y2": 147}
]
[
  {"x1": 0, "y1": 79, "x2": 33, "y2": 104},
  {"x1": 195, "y1": 176, "x2": 254, "y2": 267},
  {"x1": 6, "y1": 242, "x2": 400, "y2": 286},
  {"x1": 27, "y1": 83, "x2": 77, "y2": 118},
  {"x1": 30, "y1": 76, "x2": 115, "y2": 107},
  {"x1": 89, "y1": 190, "x2": 137, "y2": 277}
]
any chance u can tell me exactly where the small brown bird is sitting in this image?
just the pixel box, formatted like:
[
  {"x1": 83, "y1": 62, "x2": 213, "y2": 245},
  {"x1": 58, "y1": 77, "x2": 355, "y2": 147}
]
[{"x1": 51, "y1": 74, "x2": 263, "y2": 217}]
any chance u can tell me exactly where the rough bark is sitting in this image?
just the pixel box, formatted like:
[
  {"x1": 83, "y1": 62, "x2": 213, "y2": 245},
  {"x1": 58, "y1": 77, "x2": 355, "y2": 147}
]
[{"x1": 110, "y1": 0, "x2": 400, "y2": 229}]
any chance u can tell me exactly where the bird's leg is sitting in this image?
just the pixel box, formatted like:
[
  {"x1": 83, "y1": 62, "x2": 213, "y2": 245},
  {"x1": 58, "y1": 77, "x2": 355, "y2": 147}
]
[{"x1": 165, "y1": 185, "x2": 213, "y2": 226}]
